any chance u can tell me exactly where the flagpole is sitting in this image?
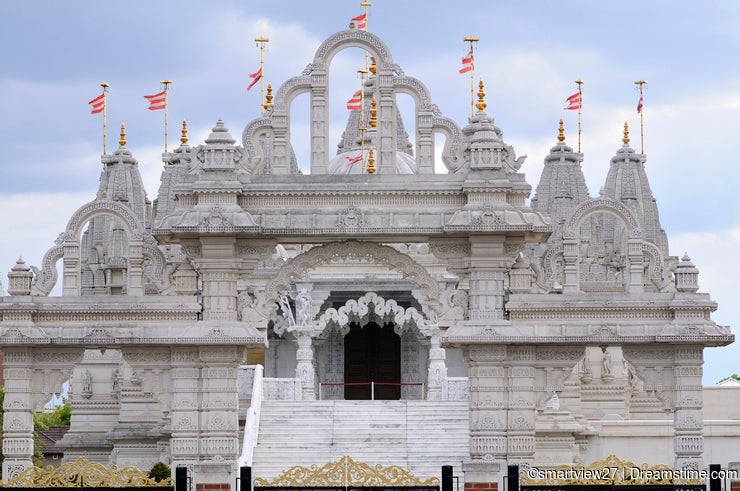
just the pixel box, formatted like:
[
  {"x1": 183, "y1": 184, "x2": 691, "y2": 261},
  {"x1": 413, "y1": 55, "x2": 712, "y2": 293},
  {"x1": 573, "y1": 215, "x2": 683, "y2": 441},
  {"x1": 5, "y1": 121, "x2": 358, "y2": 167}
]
[
  {"x1": 464, "y1": 36, "x2": 479, "y2": 119},
  {"x1": 575, "y1": 79, "x2": 583, "y2": 152},
  {"x1": 634, "y1": 79, "x2": 647, "y2": 154},
  {"x1": 358, "y1": 68, "x2": 368, "y2": 174},
  {"x1": 161, "y1": 80, "x2": 173, "y2": 152},
  {"x1": 101, "y1": 82, "x2": 109, "y2": 154},
  {"x1": 255, "y1": 36, "x2": 269, "y2": 115}
]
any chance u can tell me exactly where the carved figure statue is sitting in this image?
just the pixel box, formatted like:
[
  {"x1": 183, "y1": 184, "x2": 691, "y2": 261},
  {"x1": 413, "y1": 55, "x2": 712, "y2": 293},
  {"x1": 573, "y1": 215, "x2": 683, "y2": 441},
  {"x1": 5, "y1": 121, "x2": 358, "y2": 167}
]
[
  {"x1": 279, "y1": 294, "x2": 295, "y2": 327},
  {"x1": 602, "y1": 348, "x2": 612, "y2": 376},
  {"x1": 81, "y1": 369, "x2": 92, "y2": 398},
  {"x1": 295, "y1": 290, "x2": 312, "y2": 326}
]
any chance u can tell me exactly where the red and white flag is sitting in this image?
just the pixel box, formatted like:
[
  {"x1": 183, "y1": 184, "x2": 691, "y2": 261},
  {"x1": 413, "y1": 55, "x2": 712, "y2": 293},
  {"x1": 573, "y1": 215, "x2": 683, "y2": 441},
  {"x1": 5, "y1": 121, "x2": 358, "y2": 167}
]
[
  {"x1": 247, "y1": 67, "x2": 262, "y2": 91},
  {"x1": 564, "y1": 91, "x2": 582, "y2": 110},
  {"x1": 637, "y1": 93, "x2": 644, "y2": 113},
  {"x1": 88, "y1": 93, "x2": 106, "y2": 114},
  {"x1": 352, "y1": 13, "x2": 367, "y2": 30},
  {"x1": 459, "y1": 48, "x2": 473, "y2": 74},
  {"x1": 346, "y1": 154, "x2": 363, "y2": 166},
  {"x1": 347, "y1": 90, "x2": 362, "y2": 110},
  {"x1": 144, "y1": 90, "x2": 166, "y2": 110}
]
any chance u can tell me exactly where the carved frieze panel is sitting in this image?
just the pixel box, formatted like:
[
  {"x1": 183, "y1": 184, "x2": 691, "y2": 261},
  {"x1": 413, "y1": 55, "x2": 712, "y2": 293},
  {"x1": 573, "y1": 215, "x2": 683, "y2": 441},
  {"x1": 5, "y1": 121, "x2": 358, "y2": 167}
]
[{"x1": 468, "y1": 346, "x2": 507, "y2": 362}]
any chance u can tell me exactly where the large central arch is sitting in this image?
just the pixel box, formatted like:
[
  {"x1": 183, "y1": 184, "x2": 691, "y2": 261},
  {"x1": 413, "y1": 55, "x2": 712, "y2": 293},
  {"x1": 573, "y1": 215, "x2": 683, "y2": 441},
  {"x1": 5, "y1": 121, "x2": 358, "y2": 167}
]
[{"x1": 263, "y1": 241, "x2": 442, "y2": 313}]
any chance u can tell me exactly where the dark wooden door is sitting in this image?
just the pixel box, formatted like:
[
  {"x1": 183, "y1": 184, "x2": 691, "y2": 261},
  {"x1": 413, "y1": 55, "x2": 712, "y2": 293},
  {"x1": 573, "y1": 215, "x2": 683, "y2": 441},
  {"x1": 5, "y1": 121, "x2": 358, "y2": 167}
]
[{"x1": 343, "y1": 322, "x2": 401, "y2": 400}]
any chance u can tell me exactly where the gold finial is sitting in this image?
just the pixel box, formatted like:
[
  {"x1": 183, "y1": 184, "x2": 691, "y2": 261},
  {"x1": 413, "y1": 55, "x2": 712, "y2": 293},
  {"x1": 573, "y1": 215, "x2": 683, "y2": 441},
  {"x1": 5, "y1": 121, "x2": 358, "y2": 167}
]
[
  {"x1": 370, "y1": 97, "x2": 377, "y2": 128},
  {"x1": 100, "y1": 81, "x2": 110, "y2": 89},
  {"x1": 367, "y1": 147, "x2": 376, "y2": 174},
  {"x1": 180, "y1": 119, "x2": 188, "y2": 144},
  {"x1": 622, "y1": 121, "x2": 630, "y2": 144},
  {"x1": 557, "y1": 118, "x2": 565, "y2": 142},
  {"x1": 263, "y1": 83, "x2": 274, "y2": 109},
  {"x1": 119, "y1": 123, "x2": 126, "y2": 147},
  {"x1": 370, "y1": 56, "x2": 377, "y2": 76},
  {"x1": 475, "y1": 78, "x2": 487, "y2": 113}
]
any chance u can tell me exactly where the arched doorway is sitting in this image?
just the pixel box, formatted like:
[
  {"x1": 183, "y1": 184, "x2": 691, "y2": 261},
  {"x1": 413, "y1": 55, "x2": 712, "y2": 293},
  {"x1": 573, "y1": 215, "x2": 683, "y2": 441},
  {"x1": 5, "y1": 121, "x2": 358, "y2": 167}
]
[{"x1": 343, "y1": 322, "x2": 401, "y2": 400}]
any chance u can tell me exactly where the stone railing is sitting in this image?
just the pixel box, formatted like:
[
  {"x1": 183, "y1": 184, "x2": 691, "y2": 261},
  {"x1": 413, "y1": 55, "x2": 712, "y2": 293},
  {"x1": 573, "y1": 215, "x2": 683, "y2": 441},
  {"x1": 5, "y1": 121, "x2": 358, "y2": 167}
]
[
  {"x1": 238, "y1": 364, "x2": 263, "y2": 467},
  {"x1": 263, "y1": 377, "x2": 302, "y2": 400},
  {"x1": 443, "y1": 377, "x2": 469, "y2": 401}
]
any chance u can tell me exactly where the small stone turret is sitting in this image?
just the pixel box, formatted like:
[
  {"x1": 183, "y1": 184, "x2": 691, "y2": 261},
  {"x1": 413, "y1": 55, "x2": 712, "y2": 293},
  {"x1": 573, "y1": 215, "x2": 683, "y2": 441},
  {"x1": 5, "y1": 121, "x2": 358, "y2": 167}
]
[{"x1": 7, "y1": 257, "x2": 33, "y2": 296}]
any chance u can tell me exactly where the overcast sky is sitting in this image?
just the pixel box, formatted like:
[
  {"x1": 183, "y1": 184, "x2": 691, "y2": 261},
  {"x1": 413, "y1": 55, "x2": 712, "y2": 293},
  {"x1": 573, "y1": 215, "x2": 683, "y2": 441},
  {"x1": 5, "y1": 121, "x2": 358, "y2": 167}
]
[{"x1": 1, "y1": 1, "x2": 739, "y2": 384}]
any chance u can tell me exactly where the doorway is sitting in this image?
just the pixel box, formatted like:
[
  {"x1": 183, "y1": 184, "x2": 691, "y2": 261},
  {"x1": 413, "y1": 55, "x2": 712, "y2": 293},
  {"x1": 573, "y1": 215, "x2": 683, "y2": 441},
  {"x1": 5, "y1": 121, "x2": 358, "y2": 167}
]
[{"x1": 343, "y1": 322, "x2": 401, "y2": 400}]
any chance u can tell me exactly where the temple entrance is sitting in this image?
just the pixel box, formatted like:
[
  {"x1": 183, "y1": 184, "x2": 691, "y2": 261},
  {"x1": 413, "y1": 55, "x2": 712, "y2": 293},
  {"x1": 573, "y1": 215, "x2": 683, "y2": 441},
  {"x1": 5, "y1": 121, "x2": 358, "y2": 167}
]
[{"x1": 344, "y1": 322, "x2": 401, "y2": 400}]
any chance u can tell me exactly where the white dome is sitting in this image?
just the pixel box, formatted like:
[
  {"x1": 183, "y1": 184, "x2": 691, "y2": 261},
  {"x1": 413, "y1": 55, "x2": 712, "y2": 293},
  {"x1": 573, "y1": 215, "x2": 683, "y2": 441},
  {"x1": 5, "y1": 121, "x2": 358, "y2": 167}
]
[{"x1": 328, "y1": 149, "x2": 415, "y2": 175}]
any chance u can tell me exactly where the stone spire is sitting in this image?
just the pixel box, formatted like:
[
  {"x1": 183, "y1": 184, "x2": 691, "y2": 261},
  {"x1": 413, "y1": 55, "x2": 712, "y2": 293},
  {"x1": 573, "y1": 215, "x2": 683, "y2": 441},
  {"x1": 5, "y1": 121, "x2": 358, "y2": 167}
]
[
  {"x1": 530, "y1": 119, "x2": 590, "y2": 240},
  {"x1": 80, "y1": 123, "x2": 153, "y2": 295},
  {"x1": 601, "y1": 121, "x2": 669, "y2": 255},
  {"x1": 153, "y1": 119, "x2": 192, "y2": 224}
]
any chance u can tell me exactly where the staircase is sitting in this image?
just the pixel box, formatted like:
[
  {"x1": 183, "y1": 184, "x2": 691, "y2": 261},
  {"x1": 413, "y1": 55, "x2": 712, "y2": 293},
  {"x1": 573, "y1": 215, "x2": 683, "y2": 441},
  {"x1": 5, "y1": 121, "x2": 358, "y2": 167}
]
[{"x1": 251, "y1": 400, "x2": 469, "y2": 484}]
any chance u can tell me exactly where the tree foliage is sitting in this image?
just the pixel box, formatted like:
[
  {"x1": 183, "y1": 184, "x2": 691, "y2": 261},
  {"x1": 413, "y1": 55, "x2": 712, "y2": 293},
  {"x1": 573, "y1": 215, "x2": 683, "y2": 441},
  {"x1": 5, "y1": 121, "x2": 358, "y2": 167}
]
[
  {"x1": 718, "y1": 373, "x2": 740, "y2": 384},
  {"x1": 148, "y1": 462, "x2": 172, "y2": 482},
  {"x1": 34, "y1": 399, "x2": 72, "y2": 429}
]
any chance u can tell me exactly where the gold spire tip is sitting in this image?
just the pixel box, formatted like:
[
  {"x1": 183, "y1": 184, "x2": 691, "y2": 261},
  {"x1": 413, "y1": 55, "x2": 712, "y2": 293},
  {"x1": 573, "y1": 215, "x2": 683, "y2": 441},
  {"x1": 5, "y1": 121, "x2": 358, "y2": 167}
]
[
  {"x1": 180, "y1": 119, "x2": 188, "y2": 145},
  {"x1": 370, "y1": 97, "x2": 377, "y2": 128},
  {"x1": 575, "y1": 79, "x2": 584, "y2": 85},
  {"x1": 254, "y1": 36, "x2": 269, "y2": 43},
  {"x1": 100, "y1": 81, "x2": 109, "y2": 88},
  {"x1": 361, "y1": 1, "x2": 372, "y2": 6},
  {"x1": 161, "y1": 79, "x2": 173, "y2": 85},
  {"x1": 464, "y1": 36, "x2": 480, "y2": 42},
  {"x1": 475, "y1": 78, "x2": 487, "y2": 113},
  {"x1": 634, "y1": 79, "x2": 647, "y2": 85},
  {"x1": 263, "y1": 83, "x2": 274, "y2": 109},
  {"x1": 622, "y1": 121, "x2": 630, "y2": 144},
  {"x1": 367, "y1": 147, "x2": 376, "y2": 174},
  {"x1": 557, "y1": 118, "x2": 565, "y2": 142},
  {"x1": 119, "y1": 123, "x2": 126, "y2": 147}
]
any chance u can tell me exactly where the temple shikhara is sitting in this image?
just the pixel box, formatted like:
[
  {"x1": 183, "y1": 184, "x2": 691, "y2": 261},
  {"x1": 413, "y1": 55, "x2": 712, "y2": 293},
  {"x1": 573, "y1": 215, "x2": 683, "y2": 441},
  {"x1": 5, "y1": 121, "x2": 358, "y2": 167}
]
[{"x1": 1, "y1": 12, "x2": 737, "y2": 491}]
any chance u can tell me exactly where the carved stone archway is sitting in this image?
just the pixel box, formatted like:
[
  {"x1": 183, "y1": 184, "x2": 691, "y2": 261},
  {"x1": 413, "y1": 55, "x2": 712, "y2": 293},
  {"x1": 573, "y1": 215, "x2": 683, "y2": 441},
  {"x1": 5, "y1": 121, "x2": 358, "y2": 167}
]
[
  {"x1": 263, "y1": 240, "x2": 442, "y2": 314},
  {"x1": 61, "y1": 199, "x2": 147, "y2": 296},
  {"x1": 560, "y1": 198, "x2": 646, "y2": 293}
]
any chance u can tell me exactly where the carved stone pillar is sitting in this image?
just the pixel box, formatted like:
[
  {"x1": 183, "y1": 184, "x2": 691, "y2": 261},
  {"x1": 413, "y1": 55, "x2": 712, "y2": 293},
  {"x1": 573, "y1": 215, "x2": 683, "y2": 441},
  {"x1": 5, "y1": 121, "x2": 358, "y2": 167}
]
[
  {"x1": 467, "y1": 237, "x2": 508, "y2": 322},
  {"x1": 194, "y1": 237, "x2": 239, "y2": 322},
  {"x1": 673, "y1": 346, "x2": 704, "y2": 470},
  {"x1": 377, "y1": 71, "x2": 395, "y2": 174},
  {"x1": 310, "y1": 70, "x2": 329, "y2": 175},
  {"x1": 2, "y1": 348, "x2": 34, "y2": 479},
  {"x1": 426, "y1": 330, "x2": 446, "y2": 400},
  {"x1": 170, "y1": 347, "x2": 200, "y2": 466},
  {"x1": 562, "y1": 237, "x2": 579, "y2": 293},
  {"x1": 126, "y1": 240, "x2": 145, "y2": 296},
  {"x1": 62, "y1": 239, "x2": 80, "y2": 296},
  {"x1": 507, "y1": 347, "x2": 536, "y2": 464},
  {"x1": 416, "y1": 113, "x2": 434, "y2": 174},
  {"x1": 464, "y1": 345, "x2": 508, "y2": 482},
  {"x1": 198, "y1": 346, "x2": 243, "y2": 465},
  {"x1": 292, "y1": 327, "x2": 316, "y2": 400},
  {"x1": 627, "y1": 238, "x2": 645, "y2": 293}
]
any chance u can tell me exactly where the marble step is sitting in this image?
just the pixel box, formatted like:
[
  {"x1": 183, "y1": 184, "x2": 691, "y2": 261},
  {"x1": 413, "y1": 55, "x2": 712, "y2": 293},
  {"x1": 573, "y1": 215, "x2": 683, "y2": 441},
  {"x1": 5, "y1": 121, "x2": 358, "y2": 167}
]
[{"x1": 251, "y1": 400, "x2": 469, "y2": 483}]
